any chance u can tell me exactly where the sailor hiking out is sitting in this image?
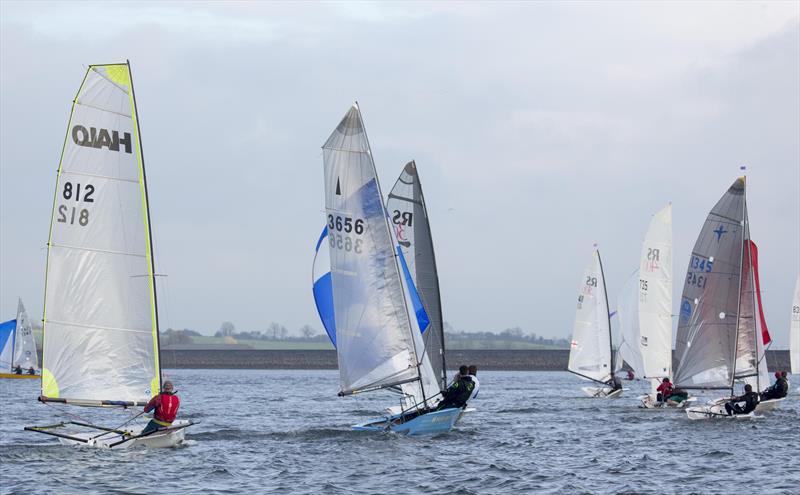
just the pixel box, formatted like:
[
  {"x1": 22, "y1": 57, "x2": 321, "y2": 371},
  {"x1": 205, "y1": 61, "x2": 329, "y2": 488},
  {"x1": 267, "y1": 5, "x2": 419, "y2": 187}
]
[
  {"x1": 724, "y1": 384, "x2": 759, "y2": 416},
  {"x1": 142, "y1": 381, "x2": 180, "y2": 435},
  {"x1": 760, "y1": 371, "x2": 789, "y2": 401},
  {"x1": 438, "y1": 365, "x2": 474, "y2": 410}
]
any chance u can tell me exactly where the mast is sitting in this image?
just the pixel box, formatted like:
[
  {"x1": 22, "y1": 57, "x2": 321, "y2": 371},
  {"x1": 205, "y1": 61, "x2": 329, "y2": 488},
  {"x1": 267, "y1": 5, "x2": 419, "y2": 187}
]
[
  {"x1": 127, "y1": 60, "x2": 162, "y2": 390},
  {"x1": 730, "y1": 175, "x2": 747, "y2": 396},
  {"x1": 597, "y1": 249, "x2": 615, "y2": 382},
  {"x1": 10, "y1": 302, "x2": 18, "y2": 371}
]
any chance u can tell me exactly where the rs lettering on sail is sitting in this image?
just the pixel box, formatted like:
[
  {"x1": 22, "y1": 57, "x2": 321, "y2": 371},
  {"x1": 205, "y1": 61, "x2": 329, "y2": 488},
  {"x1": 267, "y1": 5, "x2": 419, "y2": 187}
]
[{"x1": 72, "y1": 125, "x2": 132, "y2": 153}]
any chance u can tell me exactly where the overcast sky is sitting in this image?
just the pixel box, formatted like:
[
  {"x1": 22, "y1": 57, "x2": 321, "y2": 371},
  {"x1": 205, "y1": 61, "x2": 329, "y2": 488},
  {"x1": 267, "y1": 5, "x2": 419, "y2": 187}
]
[{"x1": 1, "y1": 1, "x2": 798, "y2": 347}]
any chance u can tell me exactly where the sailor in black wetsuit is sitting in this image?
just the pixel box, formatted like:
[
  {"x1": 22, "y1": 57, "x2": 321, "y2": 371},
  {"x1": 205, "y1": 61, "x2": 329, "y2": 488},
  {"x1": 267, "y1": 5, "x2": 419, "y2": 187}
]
[
  {"x1": 760, "y1": 371, "x2": 789, "y2": 401},
  {"x1": 437, "y1": 365, "x2": 474, "y2": 410},
  {"x1": 724, "y1": 384, "x2": 759, "y2": 416}
]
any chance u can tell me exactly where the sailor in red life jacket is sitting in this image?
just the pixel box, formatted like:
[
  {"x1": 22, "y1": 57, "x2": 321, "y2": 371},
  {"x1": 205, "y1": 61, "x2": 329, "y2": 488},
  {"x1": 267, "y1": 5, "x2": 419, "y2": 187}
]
[
  {"x1": 141, "y1": 380, "x2": 180, "y2": 435},
  {"x1": 656, "y1": 377, "x2": 673, "y2": 403}
]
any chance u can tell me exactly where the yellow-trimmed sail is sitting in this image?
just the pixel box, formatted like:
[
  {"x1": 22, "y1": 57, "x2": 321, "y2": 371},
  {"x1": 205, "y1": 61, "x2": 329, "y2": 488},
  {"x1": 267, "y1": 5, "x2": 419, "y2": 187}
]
[{"x1": 41, "y1": 63, "x2": 160, "y2": 405}]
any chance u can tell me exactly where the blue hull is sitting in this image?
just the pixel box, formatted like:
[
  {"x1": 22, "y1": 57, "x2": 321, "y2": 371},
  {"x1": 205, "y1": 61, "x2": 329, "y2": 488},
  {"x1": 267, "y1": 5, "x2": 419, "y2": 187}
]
[{"x1": 352, "y1": 407, "x2": 462, "y2": 436}]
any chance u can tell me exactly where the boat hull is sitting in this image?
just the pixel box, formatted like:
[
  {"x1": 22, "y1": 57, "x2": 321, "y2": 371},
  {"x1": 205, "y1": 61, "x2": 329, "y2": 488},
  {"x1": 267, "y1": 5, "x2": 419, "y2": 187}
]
[
  {"x1": 58, "y1": 419, "x2": 191, "y2": 449},
  {"x1": 353, "y1": 407, "x2": 462, "y2": 435},
  {"x1": 686, "y1": 402, "x2": 760, "y2": 421},
  {"x1": 0, "y1": 373, "x2": 38, "y2": 380},
  {"x1": 755, "y1": 397, "x2": 785, "y2": 412},
  {"x1": 638, "y1": 394, "x2": 696, "y2": 409},
  {"x1": 582, "y1": 386, "x2": 622, "y2": 399}
]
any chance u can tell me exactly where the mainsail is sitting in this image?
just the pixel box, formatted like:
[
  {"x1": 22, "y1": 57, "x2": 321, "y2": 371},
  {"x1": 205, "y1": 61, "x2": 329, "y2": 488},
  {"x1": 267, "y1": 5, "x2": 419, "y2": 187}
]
[
  {"x1": 673, "y1": 178, "x2": 745, "y2": 390},
  {"x1": 386, "y1": 161, "x2": 447, "y2": 390},
  {"x1": 791, "y1": 276, "x2": 800, "y2": 375},
  {"x1": 321, "y1": 103, "x2": 428, "y2": 397},
  {"x1": 618, "y1": 204, "x2": 672, "y2": 389},
  {"x1": 569, "y1": 249, "x2": 614, "y2": 384},
  {"x1": 13, "y1": 300, "x2": 38, "y2": 371},
  {"x1": 41, "y1": 62, "x2": 160, "y2": 406}
]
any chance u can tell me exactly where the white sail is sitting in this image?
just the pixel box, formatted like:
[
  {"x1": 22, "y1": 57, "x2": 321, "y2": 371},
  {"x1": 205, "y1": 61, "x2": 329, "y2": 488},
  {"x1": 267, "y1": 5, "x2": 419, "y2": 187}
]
[
  {"x1": 41, "y1": 63, "x2": 160, "y2": 405},
  {"x1": 13, "y1": 299, "x2": 38, "y2": 371},
  {"x1": 617, "y1": 204, "x2": 673, "y2": 385},
  {"x1": 569, "y1": 249, "x2": 613, "y2": 384},
  {"x1": 617, "y1": 271, "x2": 644, "y2": 376},
  {"x1": 791, "y1": 276, "x2": 800, "y2": 375},
  {"x1": 322, "y1": 103, "x2": 422, "y2": 396}
]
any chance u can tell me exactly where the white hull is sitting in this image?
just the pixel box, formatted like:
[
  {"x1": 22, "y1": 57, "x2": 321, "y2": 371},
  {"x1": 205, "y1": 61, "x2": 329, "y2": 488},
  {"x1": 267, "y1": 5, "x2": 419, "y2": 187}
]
[
  {"x1": 686, "y1": 401, "x2": 761, "y2": 421},
  {"x1": 638, "y1": 394, "x2": 696, "y2": 409},
  {"x1": 58, "y1": 419, "x2": 190, "y2": 449},
  {"x1": 582, "y1": 386, "x2": 622, "y2": 399},
  {"x1": 755, "y1": 397, "x2": 785, "y2": 412}
]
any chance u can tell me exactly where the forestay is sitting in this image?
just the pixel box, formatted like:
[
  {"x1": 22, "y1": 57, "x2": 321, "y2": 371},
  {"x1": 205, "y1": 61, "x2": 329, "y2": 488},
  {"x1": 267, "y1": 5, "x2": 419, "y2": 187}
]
[
  {"x1": 673, "y1": 178, "x2": 745, "y2": 390},
  {"x1": 321, "y1": 103, "x2": 422, "y2": 396},
  {"x1": 41, "y1": 63, "x2": 160, "y2": 405},
  {"x1": 791, "y1": 276, "x2": 800, "y2": 375},
  {"x1": 569, "y1": 249, "x2": 613, "y2": 384},
  {"x1": 618, "y1": 204, "x2": 672, "y2": 383},
  {"x1": 386, "y1": 161, "x2": 446, "y2": 391}
]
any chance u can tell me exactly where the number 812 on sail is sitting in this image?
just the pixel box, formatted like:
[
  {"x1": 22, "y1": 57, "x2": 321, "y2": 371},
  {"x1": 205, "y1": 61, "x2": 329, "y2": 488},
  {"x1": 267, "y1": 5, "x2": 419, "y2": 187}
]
[{"x1": 56, "y1": 181, "x2": 94, "y2": 227}]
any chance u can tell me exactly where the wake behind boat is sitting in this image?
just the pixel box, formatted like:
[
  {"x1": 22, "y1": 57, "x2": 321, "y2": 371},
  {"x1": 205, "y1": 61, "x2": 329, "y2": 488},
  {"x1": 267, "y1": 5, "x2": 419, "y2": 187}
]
[
  {"x1": 24, "y1": 62, "x2": 193, "y2": 448},
  {"x1": 318, "y1": 103, "x2": 462, "y2": 435}
]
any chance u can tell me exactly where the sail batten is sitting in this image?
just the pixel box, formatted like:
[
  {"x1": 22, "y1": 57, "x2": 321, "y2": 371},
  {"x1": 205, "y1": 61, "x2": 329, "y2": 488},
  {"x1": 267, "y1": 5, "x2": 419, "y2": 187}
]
[{"x1": 41, "y1": 63, "x2": 160, "y2": 404}]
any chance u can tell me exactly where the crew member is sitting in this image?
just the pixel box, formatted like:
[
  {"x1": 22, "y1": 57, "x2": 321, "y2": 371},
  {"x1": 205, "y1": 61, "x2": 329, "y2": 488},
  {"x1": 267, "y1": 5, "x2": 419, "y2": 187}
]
[
  {"x1": 656, "y1": 377, "x2": 673, "y2": 403},
  {"x1": 13, "y1": 364, "x2": 22, "y2": 374},
  {"x1": 467, "y1": 365, "x2": 480, "y2": 401},
  {"x1": 437, "y1": 365, "x2": 474, "y2": 410},
  {"x1": 142, "y1": 381, "x2": 180, "y2": 435},
  {"x1": 725, "y1": 384, "x2": 759, "y2": 416},
  {"x1": 760, "y1": 371, "x2": 789, "y2": 401},
  {"x1": 27, "y1": 367, "x2": 35, "y2": 375}
]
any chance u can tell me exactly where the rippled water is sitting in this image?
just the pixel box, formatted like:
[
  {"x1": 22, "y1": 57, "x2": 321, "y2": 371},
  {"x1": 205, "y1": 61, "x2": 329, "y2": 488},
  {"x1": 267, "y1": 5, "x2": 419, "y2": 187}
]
[{"x1": 1, "y1": 370, "x2": 798, "y2": 494}]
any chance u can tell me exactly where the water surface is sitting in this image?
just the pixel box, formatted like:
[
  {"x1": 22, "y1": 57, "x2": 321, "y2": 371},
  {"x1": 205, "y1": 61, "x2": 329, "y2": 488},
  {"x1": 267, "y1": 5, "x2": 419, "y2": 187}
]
[{"x1": 1, "y1": 370, "x2": 798, "y2": 494}]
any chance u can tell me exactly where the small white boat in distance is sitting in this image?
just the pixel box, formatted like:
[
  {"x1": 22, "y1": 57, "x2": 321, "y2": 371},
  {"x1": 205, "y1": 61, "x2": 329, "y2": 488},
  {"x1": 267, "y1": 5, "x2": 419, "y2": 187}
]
[
  {"x1": 568, "y1": 248, "x2": 622, "y2": 398},
  {"x1": 0, "y1": 299, "x2": 39, "y2": 379}
]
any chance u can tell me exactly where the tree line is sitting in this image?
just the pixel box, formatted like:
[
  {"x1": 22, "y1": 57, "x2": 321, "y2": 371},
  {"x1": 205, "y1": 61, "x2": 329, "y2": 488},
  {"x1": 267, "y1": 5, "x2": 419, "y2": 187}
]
[{"x1": 161, "y1": 322, "x2": 570, "y2": 348}]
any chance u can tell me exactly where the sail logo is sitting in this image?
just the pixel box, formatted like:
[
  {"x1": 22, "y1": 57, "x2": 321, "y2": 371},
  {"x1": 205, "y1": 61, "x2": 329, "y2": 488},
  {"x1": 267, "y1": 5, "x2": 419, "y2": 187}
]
[
  {"x1": 72, "y1": 125, "x2": 132, "y2": 154},
  {"x1": 392, "y1": 210, "x2": 413, "y2": 227}
]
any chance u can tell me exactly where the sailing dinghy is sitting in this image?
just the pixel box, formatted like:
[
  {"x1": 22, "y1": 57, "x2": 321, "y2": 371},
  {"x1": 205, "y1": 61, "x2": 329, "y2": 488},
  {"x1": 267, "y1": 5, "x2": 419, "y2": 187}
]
[
  {"x1": 25, "y1": 62, "x2": 192, "y2": 447},
  {"x1": 676, "y1": 177, "x2": 778, "y2": 420},
  {"x1": 0, "y1": 299, "x2": 39, "y2": 379},
  {"x1": 617, "y1": 204, "x2": 693, "y2": 408},
  {"x1": 319, "y1": 103, "x2": 461, "y2": 435},
  {"x1": 568, "y1": 248, "x2": 622, "y2": 398}
]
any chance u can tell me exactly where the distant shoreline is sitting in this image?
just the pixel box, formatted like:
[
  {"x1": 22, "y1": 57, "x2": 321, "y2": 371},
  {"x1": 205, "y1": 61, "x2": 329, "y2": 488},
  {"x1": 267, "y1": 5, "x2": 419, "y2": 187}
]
[{"x1": 160, "y1": 349, "x2": 792, "y2": 372}]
